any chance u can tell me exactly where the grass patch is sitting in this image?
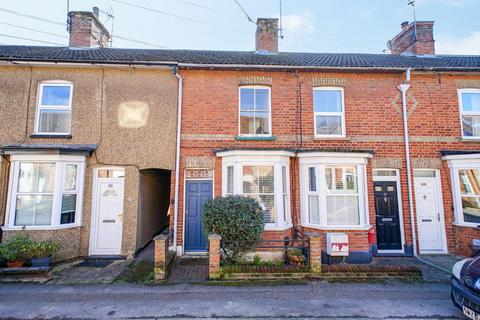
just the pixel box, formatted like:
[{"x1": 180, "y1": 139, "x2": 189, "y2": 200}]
[{"x1": 115, "y1": 261, "x2": 154, "y2": 285}]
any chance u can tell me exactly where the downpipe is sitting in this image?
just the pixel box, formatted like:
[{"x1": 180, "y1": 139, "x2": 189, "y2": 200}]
[
  {"x1": 398, "y1": 68, "x2": 418, "y2": 258},
  {"x1": 172, "y1": 65, "x2": 182, "y2": 255}
]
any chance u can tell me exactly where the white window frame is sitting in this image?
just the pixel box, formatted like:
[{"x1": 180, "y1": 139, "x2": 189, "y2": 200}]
[
  {"x1": 299, "y1": 152, "x2": 372, "y2": 230},
  {"x1": 444, "y1": 154, "x2": 480, "y2": 227},
  {"x1": 458, "y1": 88, "x2": 480, "y2": 140},
  {"x1": 34, "y1": 81, "x2": 73, "y2": 135},
  {"x1": 3, "y1": 154, "x2": 86, "y2": 230},
  {"x1": 219, "y1": 150, "x2": 293, "y2": 230},
  {"x1": 238, "y1": 85, "x2": 272, "y2": 137},
  {"x1": 313, "y1": 87, "x2": 346, "y2": 139}
]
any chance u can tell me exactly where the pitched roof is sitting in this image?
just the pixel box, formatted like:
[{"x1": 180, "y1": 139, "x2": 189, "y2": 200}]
[{"x1": 1, "y1": 45, "x2": 480, "y2": 71}]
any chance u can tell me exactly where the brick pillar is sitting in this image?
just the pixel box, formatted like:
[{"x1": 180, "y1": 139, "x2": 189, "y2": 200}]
[
  {"x1": 154, "y1": 234, "x2": 169, "y2": 283},
  {"x1": 309, "y1": 234, "x2": 322, "y2": 273},
  {"x1": 208, "y1": 234, "x2": 222, "y2": 279}
]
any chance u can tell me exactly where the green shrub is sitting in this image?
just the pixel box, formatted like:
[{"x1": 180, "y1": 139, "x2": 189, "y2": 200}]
[
  {"x1": 30, "y1": 240, "x2": 60, "y2": 259},
  {"x1": 0, "y1": 233, "x2": 32, "y2": 262},
  {"x1": 202, "y1": 195, "x2": 264, "y2": 263}
]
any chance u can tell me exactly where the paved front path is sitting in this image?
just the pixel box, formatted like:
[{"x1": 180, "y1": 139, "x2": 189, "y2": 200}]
[{"x1": 0, "y1": 282, "x2": 463, "y2": 319}]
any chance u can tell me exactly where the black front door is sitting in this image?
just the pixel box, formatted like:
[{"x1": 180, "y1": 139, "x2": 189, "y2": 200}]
[{"x1": 374, "y1": 181, "x2": 402, "y2": 250}]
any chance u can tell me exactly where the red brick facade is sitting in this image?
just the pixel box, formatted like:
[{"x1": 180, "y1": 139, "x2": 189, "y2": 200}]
[{"x1": 171, "y1": 68, "x2": 480, "y2": 259}]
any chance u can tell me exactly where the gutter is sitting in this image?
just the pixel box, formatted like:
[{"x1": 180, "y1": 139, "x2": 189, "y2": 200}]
[
  {"x1": 1, "y1": 59, "x2": 480, "y2": 73},
  {"x1": 172, "y1": 65, "x2": 183, "y2": 255},
  {"x1": 397, "y1": 68, "x2": 418, "y2": 258},
  {"x1": 0, "y1": 60, "x2": 176, "y2": 69}
]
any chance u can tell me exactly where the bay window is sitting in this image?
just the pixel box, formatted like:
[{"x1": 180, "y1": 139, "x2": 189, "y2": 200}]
[
  {"x1": 445, "y1": 154, "x2": 480, "y2": 226},
  {"x1": 5, "y1": 154, "x2": 85, "y2": 229},
  {"x1": 300, "y1": 152, "x2": 371, "y2": 229},
  {"x1": 220, "y1": 151, "x2": 292, "y2": 230}
]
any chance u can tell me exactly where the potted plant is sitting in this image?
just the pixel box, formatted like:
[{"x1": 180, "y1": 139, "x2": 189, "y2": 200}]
[
  {"x1": 286, "y1": 248, "x2": 306, "y2": 266},
  {"x1": 30, "y1": 240, "x2": 60, "y2": 267},
  {"x1": 0, "y1": 233, "x2": 32, "y2": 268}
]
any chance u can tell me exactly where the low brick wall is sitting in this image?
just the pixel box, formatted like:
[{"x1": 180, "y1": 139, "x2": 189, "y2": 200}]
[{"x1": 153, "y1": 234, "x2": 174, "y2": 283}]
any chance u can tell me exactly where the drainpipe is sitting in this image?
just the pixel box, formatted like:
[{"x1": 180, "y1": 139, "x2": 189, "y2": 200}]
[
  {"x1": 398, "y1": 68, "x2": 418, "y2": 258},
  {"x1": 172, "y1": 65, "x2": 182, "y2": 254}
]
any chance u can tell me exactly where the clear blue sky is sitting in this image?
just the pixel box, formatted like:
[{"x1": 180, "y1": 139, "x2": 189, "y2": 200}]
[{"x1": 0, "y1": 0, "x2": 479, "y2": 54}]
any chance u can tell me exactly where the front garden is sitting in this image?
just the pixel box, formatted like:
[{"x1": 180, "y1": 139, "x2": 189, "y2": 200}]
[{"x1": 0, "y1": 233, "x2": 59, "y2": 268}]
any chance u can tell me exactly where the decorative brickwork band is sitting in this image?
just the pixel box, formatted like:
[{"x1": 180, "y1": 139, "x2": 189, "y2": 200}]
[
  {"x1": 372, "y1": 157, "x2": 403, "y2": 169},
  {"x1": 456, "y1": 80, "x2": 480, "y2": 89},
  {"x1": 238, "y1": 76, "x2": 272, "y2": 86},
  {"x1": 184, "y1": 156, "x2": 215, "y2": 169},
  {"x1": 208, "y1": 234, "x2": 222, "y2": 279},
  {"x1": 308, "y1": 234, "x2": 322, "y2": 273},
  {"x1": 154, "y1": 233, "x2": 170, "y2": 283},
  {"x1": 411, "y1": 158, "x2": 442, "y2": 169},
  {"x1": 312, "y1": 77, "x2": 346, "y2": 87}
]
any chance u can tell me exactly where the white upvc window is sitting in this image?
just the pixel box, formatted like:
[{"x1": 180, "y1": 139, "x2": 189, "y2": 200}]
[
  {"x1": 239, "y1": 86, "x2": 272, "y2": 136},
  {"x1": 4, "y1": 154, "x2": 85, "y2": 230},
  {"x1": 313, "y1": 87, "x2": 346, "y2": 138},
  {"x1": 459, "y1": 89, "x2": 480, "y2": 139},
  {"x1": 444, "y1": 154, "x2": 480, "y2": 227},
  {"x1": 300, "y1": 152, "x2": 371, "y2": 229},
  {"x1": 219, "y1": 150, "x2": 293, "y2": 230},
  {"x1": 35, "y1": 81, "x2": 73, "y2": 135}
]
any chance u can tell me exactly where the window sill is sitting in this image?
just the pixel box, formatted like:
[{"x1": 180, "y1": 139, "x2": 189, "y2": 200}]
[
  {"x1": 235, "y1": 135, "x2": 276, "y2": 141},
  {"x1": 460, "y1": 137, "x2": 480, "y2": 142},
  {"x1": 301, "y1": 223, "x2": 372, "y2": 231},
  {"x1": 2, "y1": 224, "x2": 82, "y2": 231},
  {"x1": 30, "y1": 134, "x2": 72, "y2": 139},
  {"x1": 313, "y1": 136, "x2": 348, "y2": 141},
  {"x1": 452, "y1": 223, "x2": 480, "y2": 229},
  {"x1": 264, "y1": 223, "x2": 292, "y2": 231}
]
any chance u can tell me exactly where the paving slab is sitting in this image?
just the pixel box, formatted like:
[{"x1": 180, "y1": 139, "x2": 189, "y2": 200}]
[
  {"x1": 372, "y1": 256, "x2": 452, "y2": 282},
  {"x1": 51, "y1": 259, "x2": 131, "y2": 284},
  {"x1": 167, "y1": 256, "x2": 208, "y2": 284}
]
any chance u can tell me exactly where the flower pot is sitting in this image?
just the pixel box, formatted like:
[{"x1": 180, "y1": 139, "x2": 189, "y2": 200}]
[
  {"x1": 7, "y1": 260, "x2": 25, "y2": 268},
  {"x1": 31, "y1": 256, "x2": 52, "y2": 267},
  {"x1": 287, "y1": 255, "x2": 305, "y2": 266}
]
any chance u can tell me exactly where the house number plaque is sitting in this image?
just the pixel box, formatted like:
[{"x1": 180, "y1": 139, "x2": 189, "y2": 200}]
[{"x1": 185, "y1": 169, "x2": 213, "y2": 179}]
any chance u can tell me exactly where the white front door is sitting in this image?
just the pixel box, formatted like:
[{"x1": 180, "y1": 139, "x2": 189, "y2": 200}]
[
  {"x1": 414, "y1": 170, "x2": 447, "y2": 253},
  {"x1": 89, "y1": 168, "x2": 125, "y2": 256}
]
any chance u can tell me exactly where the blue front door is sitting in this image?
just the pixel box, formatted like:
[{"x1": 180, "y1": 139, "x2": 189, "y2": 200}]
[{"x1": 185, "y1": 180, "x2": 212, "y2": 252}]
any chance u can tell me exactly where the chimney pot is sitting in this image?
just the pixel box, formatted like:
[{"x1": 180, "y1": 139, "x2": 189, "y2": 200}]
[
  {"x1": 255, "y1": 18, "x2": 279, "y2": 53},
  {"x1": 401, "y1": 21, "x2": 409, "y2": 30},
  {"x1": 93, "y1": 7, "x2": 100, "y2": 18}
]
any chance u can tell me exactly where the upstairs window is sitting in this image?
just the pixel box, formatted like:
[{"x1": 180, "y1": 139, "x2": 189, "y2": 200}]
[
  {"x1": 459, "y1": 89, "x2": 480, "y2": 138},
  {"x1": 239, "y1": 86, "x2": 271, "y2": 136},
  {"x1": 35, "y1": 82, "x2": 73, "y2": 135},
  {"x1": 313, "y1": 87, "x2": 345, "y2": 138}
]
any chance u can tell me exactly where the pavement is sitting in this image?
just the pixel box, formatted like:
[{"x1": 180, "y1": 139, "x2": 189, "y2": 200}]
[{"x1": 0, "y1": 281, "x2": 464, "y2": 319}]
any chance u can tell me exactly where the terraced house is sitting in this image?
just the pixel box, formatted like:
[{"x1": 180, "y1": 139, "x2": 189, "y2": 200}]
[
  {"x1": 0, "y1": 9, "x2": 479, "y2": 263},
  {"x1": 0, "y1": 10, "x2": 178, "y2": 260}
]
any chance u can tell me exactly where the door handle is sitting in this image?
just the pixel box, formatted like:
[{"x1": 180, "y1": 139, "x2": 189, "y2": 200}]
[{"x1": 437, "y1": 213, "x2": 440, "y2": 222}]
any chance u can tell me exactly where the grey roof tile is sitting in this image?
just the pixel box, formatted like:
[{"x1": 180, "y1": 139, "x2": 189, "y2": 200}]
[{"x1": 0, "y1": 45, "x2": 479, "y2": 70}]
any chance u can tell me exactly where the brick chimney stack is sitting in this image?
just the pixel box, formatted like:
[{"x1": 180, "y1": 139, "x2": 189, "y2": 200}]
[
  {"x1": 68, "y1": 7, "x2": 110, "y2": 48},
  {"x1": 255, "y1": 18, "x2": 279, "y2": 53},
  {"x1": 388, "y1": 21, "x2": 435, "y2": 55}
]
